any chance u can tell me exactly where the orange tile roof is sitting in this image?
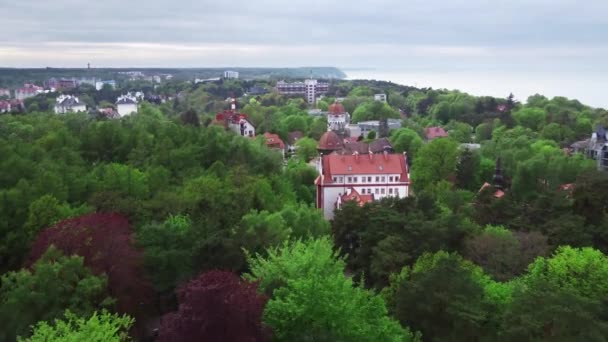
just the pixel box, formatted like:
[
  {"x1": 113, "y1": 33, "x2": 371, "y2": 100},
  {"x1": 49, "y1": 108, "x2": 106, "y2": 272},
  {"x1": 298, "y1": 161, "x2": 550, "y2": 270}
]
[
  {"x1": 341, "y1": 188, "x2": 374, "y2": 207},
  {"x1": 264, "y1": 132, "x2": 285, "y2": 149}
]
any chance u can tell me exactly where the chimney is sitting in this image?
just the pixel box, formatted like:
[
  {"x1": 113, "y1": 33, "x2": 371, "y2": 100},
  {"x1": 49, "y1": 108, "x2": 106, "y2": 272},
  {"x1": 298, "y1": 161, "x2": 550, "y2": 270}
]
[
  {"x1": 369, "y1": 150, "x2": 373, "y2": 161},
  {"x1": 354, "y1": 151, "x2": 359, "y2": 162},
  {"x1": 383, "y1": 150, "x2": 388, "y2": 160},
  {"x1": 231, "y1": 97, "x2": 236, "y2": 111}
]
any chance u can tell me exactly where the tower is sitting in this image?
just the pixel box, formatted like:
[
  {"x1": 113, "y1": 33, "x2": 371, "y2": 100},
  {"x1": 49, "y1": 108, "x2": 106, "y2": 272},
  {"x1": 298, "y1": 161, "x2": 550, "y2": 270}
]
[{"x1": 493, "y1": 158, "x2": 504, "y2": 190}]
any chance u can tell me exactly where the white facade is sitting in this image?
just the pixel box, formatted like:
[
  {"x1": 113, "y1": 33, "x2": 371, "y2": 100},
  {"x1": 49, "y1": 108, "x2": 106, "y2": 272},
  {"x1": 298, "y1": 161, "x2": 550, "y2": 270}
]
[
  {"x1": 95, "y1": 80, "x2": 116, "y2": 90},
  {"x1": 374, "y1": 93, "x2": 387, "y2": 102},
  {"x1": 224, "y1": 70, "x2": 239, "y2": 79},
  {"x1": 116, "y1": 94, "x2": 139, "y2": 117},
  {"x1": 328, "y1": 112, "x2": 349, "y2": 131},
  {"x1": 54, "y1": 95, "x2": 86, "y2": 114},
  {"x1": 229, "y1": 119, "x2": 256, "y2": 137},
  {"x1": 305, "y1": 79, "x2": 317, "y2": 104},
  {"x1": 316, "y1": 153, "x2": 410, "y2": 219},
  {"x1": 117, "y1": 103, "x2": 138, "y2": 117}
]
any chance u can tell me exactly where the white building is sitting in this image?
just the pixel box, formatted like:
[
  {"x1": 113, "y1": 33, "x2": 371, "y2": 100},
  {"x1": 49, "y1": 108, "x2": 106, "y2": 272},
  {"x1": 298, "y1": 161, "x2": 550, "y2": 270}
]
[
  {"x1": 116, "y1": 95, "x2": 138, "y2": 117},
  {"x1": 54, "y1": 95, "x2": 86, "y2": 114},
  {"x1": 276, "y1": 79, "x2": 330, "y2": 104},
  {"x1": 356, "y1": 119, "x2": 402, "y2": 137},
  {"x1": 315, "y1": 152, "x2": 410, "y2": 219},
  {"x1": 95, "y1": 80, "x2": 116, "y2": 90},
  {"x1": 327, "y1": 102, "x2": 350, "y2": 132},
  {"x1": 374, "y1": 93, "x2": 387, "y2": 102},
  {"x1": 224, "y1": 70, "x2": 239, "y2": 79}
]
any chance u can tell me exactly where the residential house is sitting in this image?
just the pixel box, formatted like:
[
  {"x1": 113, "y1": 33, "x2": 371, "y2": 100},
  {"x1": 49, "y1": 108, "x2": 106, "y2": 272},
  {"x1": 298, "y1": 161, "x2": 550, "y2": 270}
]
[
  {"x1": 264, "y1": 132, "x2": 286, "y2": 158},
  {"x1": 0, "y1": 88, "x2": 10, "y2": 98},
  {"x1": 215, "y1": 98, "x2": 256, "y2": 137},
  {"x1": 424, "y1": 126, "x2": 448, "y2": 141},
  {"x1": 54, "y1": 95, "x2": 86, "y2": 114},
  {"x1": 341, "y1": 137, "x2": 394, "y2": 155},
  {"x1": 116, "y1": 94, "x2": 139, "y2": 117},
  {"x1": 315, "y1": 152, "x2": 410, "y2": 219},
  {"x1": 287, "y1": 131, "x2": 304, "y2": 154},
  {"x1": 571, "y1": 125, "x2": 608, "y2": 171}
]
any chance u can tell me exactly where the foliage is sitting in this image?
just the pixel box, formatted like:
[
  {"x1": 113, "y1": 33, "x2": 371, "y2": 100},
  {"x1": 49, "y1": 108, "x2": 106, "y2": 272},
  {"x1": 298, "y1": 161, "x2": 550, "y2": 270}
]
[
  {"x1": 27, "y1": 213, "x2": 154, "y2": 328},
  {"x1": 411, "y1": 138, "x2": 459, "y2": 193},
  {"x1": 1, "y1": 247, "x2": 113, "y2": 341},
  {"x1": 19, "y1": 310, "x2": 133, "y2": 342},
  {"x1": 157, "y1": 270, "x2": 269, "y2": 342},
  {"x1": 390, "y1": 128, "x2": 423, "y2": 159},
  {"x1": 352, "y1": 101, "x2": 400, "y2": 123},
  {"x1": 136, "y1": 214, "x2": 195, "y2": 293},
  {"x1": 245, "y1": 238, "x2": 419, "y2": 341},
  {"x1": 295, "y1": 137, "x2": 318, "y2": 162}
]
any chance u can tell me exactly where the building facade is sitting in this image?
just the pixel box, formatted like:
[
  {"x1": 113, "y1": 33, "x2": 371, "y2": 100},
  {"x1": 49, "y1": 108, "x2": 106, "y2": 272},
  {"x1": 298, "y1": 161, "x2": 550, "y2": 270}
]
[
  {"x1": 327, "y1": 102, "x2": 350, "y2": 132},
  {"x1": 54, "y1": 95, "x2": 86, "y2": 114},
  {"x1": 276, "y1": 79, "x2": 329, "y2": 104},
  {"x1": 571, "y1": 126, "x2": 608, "y2": 171},
  {"x1": 116, "y1": 95, "x2": 139, "y2": 116},
  {"x1": 224, "y1": 70, "x2": 239, "y2": 79},
  {"x1": 215, "y1": 98, "x2": 256, "y2": 137},
  {"x1": 315, "y1": 152, "x2": 410, "y2": 219},
  {"x1": 0, "y1": 88, "x2": 10, "y2": 98},
  {"x1": 95, "y1": 80, "x2": 117, "y2": 90},
  {"x1": 374, "y1": 93, "x2": 387, "y2": 102}
]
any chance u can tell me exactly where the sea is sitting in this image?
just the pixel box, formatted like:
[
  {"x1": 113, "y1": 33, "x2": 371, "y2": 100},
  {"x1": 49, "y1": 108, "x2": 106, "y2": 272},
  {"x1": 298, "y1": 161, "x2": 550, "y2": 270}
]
[{"x1": 344, "y1": 68, "x2": 607, "y2": 109}]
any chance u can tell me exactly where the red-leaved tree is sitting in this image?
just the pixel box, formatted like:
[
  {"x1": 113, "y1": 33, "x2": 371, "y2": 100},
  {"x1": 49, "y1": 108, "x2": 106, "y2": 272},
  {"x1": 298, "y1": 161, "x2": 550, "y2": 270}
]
[
  {"x1": 158, "y1": 270, "x2": 270, "y2": 342},
  {"x1": 28, "y1": 213, "x2": 155, "y2": 329}
]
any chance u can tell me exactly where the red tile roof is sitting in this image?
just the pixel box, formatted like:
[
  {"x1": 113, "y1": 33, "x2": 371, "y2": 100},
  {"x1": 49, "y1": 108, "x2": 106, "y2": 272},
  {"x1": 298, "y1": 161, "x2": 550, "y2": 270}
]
[
  {"x1": 319, "y1": 153, "x2": 409, "y2": 183},
  {"x1": 264, "y1": 132, "x2": 285, "y2": 150},
  {"x1": 479, "y1": 182, "x2": 505, "y2": 198},
  {"x1": 425, "y1": 126, "x2": 448, "y2": 140},
  {"x1": 341, "y1": 188, "x2": 374, "y2": 207}
]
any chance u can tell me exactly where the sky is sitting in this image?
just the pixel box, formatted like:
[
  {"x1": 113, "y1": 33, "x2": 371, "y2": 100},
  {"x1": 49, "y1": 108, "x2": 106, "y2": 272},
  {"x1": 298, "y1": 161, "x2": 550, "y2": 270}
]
[{"x1": 1, "y1": 0, "x2": 607, "y2": 106}]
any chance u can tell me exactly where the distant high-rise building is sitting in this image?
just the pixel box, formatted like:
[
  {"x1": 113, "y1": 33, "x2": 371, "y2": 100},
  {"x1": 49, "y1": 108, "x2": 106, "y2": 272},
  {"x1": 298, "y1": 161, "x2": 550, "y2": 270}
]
[
  {"x1": 276, "y1": 79, "x2": 329, "y2": 104},
  {"x1": 224, "y1": 70, "x2": 239, "y2": 79}
]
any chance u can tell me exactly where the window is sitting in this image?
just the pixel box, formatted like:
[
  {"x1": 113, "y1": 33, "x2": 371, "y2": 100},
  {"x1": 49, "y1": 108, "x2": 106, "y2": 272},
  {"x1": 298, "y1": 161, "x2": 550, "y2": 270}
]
[
  {"x1": 339, "y1": 177, "x2": 343, "y2": 183},
  {"x1": 368, "y1": 188, "x2": 371, "y2": 193},
  {"x1": 353, "y1": 177, "x2": 358, "y2": 183},
  {"x1": 375, "y1": 176, "x2": 379, "y2": 182},
  {"x1": 394, "y1": 189, "x2": 399, "y2": 195},
  {"x1": 332, "y1": 177, "x2": 337, "y2": 182},
  {"x1": 362, "y1": 177, "x2": 366, "y2": 183},
  {"x1": 389, "y1": 176, "x2": 393, "y2": 182},
  {"x1": 348, "y1": 177, "x2": 352, "y2": 182},
  {"x1": 368, "y1": 176, "x2": 372, "y2": 182},
  {"x1": 381, "y1": 188, "x2": 385, "y2": 194},
  {"x1": 375, "y1": 188, "x2": 379, "y2": 194},
  {"x1": 389, "y1": 188, "x2": 393, "y2": 194},
  {"x1": 381, "y1": 176, "x2": 386, "y2": 182}
]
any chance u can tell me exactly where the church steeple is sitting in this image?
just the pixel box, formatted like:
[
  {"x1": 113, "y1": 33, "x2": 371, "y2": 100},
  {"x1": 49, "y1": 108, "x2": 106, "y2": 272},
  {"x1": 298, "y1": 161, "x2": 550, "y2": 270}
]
[{"x1": 493, "y1": 158, "x2": 504, "y2": 190}]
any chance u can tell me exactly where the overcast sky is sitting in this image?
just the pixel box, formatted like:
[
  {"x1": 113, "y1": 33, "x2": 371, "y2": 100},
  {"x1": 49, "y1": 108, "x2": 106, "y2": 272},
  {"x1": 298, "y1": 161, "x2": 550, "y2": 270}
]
[{"x1": 1, "y1": 0, "x2": 606, "y2": 106}]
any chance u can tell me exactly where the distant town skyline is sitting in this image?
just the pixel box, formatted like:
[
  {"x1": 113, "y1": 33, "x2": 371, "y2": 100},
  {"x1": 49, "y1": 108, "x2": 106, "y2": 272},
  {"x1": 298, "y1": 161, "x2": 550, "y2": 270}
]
[{"x1": 2, "y1": 0, "x2": 607, "y2": 107}]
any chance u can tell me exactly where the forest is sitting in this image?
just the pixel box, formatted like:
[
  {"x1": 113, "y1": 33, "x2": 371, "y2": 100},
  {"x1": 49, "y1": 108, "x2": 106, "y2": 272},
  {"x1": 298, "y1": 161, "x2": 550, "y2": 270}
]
[{"x1": 1, "y1": 77, "x2": 608, "y2": 341}]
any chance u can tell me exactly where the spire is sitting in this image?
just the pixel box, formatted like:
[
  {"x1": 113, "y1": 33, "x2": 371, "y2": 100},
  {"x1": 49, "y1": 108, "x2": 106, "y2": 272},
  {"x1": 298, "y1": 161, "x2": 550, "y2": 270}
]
[{"x1": 493, "y1": 158, "x2": 504, "y2": 190}]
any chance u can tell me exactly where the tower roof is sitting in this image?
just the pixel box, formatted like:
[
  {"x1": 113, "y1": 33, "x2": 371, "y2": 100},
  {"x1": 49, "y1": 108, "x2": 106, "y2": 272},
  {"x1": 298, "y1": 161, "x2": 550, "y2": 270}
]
[
  {"x1": 328, "y1": 102, "x2": 346, "y2": 114},
  {"x1": 318, "y1": 131, "x2": 343, "y2": 151}
]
